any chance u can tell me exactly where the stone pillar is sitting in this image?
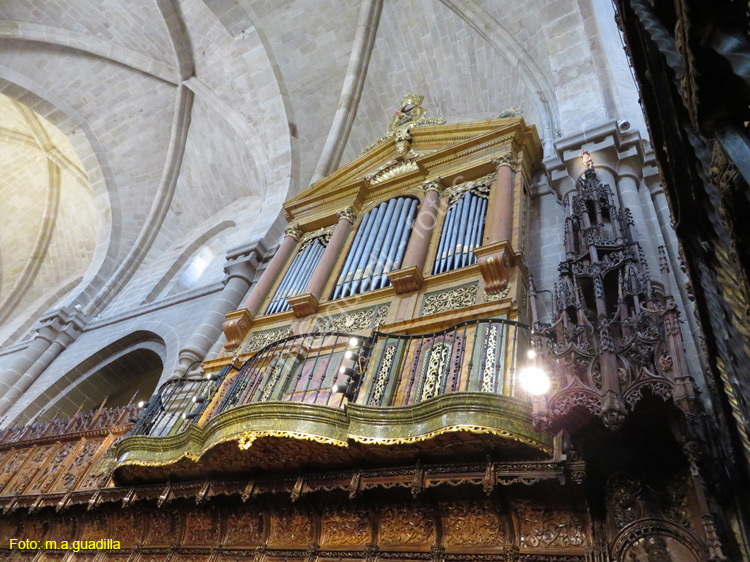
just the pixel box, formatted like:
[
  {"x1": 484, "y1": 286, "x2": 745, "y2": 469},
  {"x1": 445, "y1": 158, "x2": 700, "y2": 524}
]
[
  {"x1": 616, "y1": 158, "x2": 660, "y2": 278},
  {"x1": 221, "y1": 225, "x2": 301, "y2": 351},
  {"x1": 648, "y1": 183, "x2": 707, "y2": 385},
  {"x1": 288, "y1": 207, "x2": 356, "y2": 317},
  {"x1": 474, "y1": 154, "x2": 518, "y2": 294},
  {"x1": 0, "y1": 307, "x2": 87, "y2": 418},
  {"x1": 174, "y1": 243, "x2": 260, "y2": 376},
  {"x1": 387, "y1": 179, "x2": 442, "y2": 294}
]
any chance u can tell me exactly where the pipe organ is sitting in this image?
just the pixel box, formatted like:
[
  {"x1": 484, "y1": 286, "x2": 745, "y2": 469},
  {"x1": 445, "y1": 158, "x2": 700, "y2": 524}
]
[
  {"x1": 332, "y1": 196, "x2": 417, "y2": 299},
  {"x1": 433, "y1": 182, "x2": 489, "y2": 275},
  {"x1": 0, "y1": 98, "x2": 725, "y2": 562}
]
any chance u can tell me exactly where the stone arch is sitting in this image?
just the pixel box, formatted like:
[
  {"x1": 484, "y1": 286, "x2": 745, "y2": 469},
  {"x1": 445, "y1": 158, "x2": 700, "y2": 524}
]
[
  {"x1": 143, "y1": 220, "x2": 237, "y2": 304},
  {"x1": 16, "y1": 331, "x2": 167, "y2": 425},
  {"x1": 0, "y1": 71, "x2": 121, "y2": 318}
]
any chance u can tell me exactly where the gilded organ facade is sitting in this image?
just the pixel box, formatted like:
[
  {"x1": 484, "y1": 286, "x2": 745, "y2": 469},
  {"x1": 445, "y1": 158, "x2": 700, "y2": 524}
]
[{"x1": 0, "y1": 97, "x2": 744, "y2": 562}]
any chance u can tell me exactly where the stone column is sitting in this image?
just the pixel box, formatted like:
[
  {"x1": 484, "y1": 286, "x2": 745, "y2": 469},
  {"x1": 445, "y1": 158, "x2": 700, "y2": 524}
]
[
  {"x1": 221, "y1": 225, "x2": 301, "y2": 351},
  {"x1": 288, "y1": 207, "x2": 356, "y2": 317},
  {"x1": 174, "y1": 244, "x2": 260, "y2": 375},
  {"x1": 0, "y1": 307, "x2": 87, "y2": 418},
  {"x1": 616, "y1": 158, "x2": 660, "y2": 277},
  {"x1": 387, "y1": 179, "x2": 442, "y2": 294},
  {"x1": 474, "y1": 153, "x2": 518, "y2": 293}
]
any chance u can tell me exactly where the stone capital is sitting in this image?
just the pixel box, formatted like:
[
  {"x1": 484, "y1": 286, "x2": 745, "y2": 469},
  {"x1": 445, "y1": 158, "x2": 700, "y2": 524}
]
[{"x1": 223, "y1": 258, "x2": 257, "y2": 285}]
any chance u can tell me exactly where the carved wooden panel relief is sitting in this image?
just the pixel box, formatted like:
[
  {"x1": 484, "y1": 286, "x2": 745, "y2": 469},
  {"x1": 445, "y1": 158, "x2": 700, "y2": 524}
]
[
  {"x1": 2, "y1": 447, "x2": 47, "y2": 495},
  {"x1": 268, "y1": 506, "x2": 314, "y2": 547},
  {"x1": 78, "y1": 511, "x2": 109, "y2": 542},
  {"x1": 222, "y1": 505, "x2": 264, "y2": 546},
  {"x1": 440, "y1": 500, "x2": 507, "y2": 548},
  {"x1": 378, "y1": 505, "x2": 435, "y2": 547},
  {"x1": 143, "y1": 510, "x2": 179, "y2": 546},
  {"x1": 514, "y1": 501, "x2": 588, "y2": 549},
  {"x1": 0, "y1": 449, "x2": 31, "y2": 492},
  {"x1": 182, "y1": 507, "x2": 220, "y2": 546},
  {"x1": 112, "y1": 508, "x2": 144, "y2": 547},
  {"x1": 19, "y1": 515, "x2": 47, "y2": 542},
  {"x1": 51, "y1": 439, "x2": 104, "y2": 492},
  {"x1": 320, "y1": 506, "x2": 371, "y2": 547},
  {"x1": 48, "y1": 513, "x2": 77, "y2": 543},
  {"x1": 26, "y1": 442, "x2": 78, "y2": 494}
]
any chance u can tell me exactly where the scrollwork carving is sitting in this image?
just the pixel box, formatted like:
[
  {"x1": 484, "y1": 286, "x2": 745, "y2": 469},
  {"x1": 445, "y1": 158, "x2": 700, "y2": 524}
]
[
  {"x1": 320, "y1": 506, "x2": 370, "y2": 546},
  {"x1": 422, "y1": 284, "x2": 477, "y2": 316},
  {"x1": 441, "y1": 500, "x2": 507, "y2": 547},
  {"x1": 515, "y1": 502, "x2": 587, "y2": 549},
  {"x1": 379, "y1": 505, "x2": 435, "y2": 546}
]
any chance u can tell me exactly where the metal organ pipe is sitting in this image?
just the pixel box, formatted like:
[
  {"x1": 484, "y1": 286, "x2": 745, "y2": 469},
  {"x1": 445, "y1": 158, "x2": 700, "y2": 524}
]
[
  {"x1": 266, "y1": 240, "x2": 325, "y2": 314},
  {"x1": 390, "y1": 198, "x2": 417, "y2": 275},
  {"x1": 438, "y1": 200, "x2": 458, "y2": 274},
  {"x1": 347, "y1": 202, "x2": 386, "y2": 297},
  {"x1": 370, "y1": 197, "x2": 404, "y2": 290},
  {"x1": 377, "y1": 198, "x2": 414, "y2": 289},
  {"x1": 433, "y1": 193, "x2": 487, "y2": 275},
  {"x1": 454, "y1": 194, "x2": 472, "y2": 270},
  {"x1": 333, "y1": 211, "x2": 372, "y2": 299},
  {"x1": 461, "y1": 195, "x2": 480, "y2": 268},
  {"x1": 333, "y1": 197, "x2": 418, "y2": 299},
  {"x1": 434, "y1": 205, "x2": 454, "y2": 274},
  {"x1": 360, "y1": 198, "x2": 399, "y2": 293}
]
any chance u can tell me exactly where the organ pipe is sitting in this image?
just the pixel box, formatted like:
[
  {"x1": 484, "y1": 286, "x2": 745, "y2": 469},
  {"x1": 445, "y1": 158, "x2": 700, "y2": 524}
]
[
  {"x1": 433, "y1": 192, "x2": 487, "y2": 275},
  {"x1": 266, "y1": 239, "x2": 326, "y2": 314},
  {"x1": 333, "y1": 196, "x2": 418, "y2": 299}
]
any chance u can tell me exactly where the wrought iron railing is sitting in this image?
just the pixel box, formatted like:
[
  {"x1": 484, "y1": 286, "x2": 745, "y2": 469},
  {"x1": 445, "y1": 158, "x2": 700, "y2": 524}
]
[{"x1": 128, "y1": 319, "x2": 531, "y2": 437}]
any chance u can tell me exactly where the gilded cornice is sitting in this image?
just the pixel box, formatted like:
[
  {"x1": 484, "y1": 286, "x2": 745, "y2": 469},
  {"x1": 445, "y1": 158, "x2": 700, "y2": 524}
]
[{"x1": 283, "y1": 118, "x2": 542, "y2": 225}]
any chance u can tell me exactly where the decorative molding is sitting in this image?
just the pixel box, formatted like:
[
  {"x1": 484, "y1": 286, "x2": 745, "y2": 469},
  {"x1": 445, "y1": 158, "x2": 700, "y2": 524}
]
[
  {"x1": 314, "y1": 304, "x2": 389, "y2": 333},
  {"x1": 387, "y1": 266, "x2": 425, "y2": 294},
  {"x1": 422, "y1": 284, "x2": 478, "y2": 316},
  {"x1": 444, "y1": 172, "x2": 495, "y2": 206},
  {"x1": 474, "y1": 241, "x2": 516, "y2": 294},
  {"x1": 243, "y1": 326, "x2": 293, "y2": 354},
  {"x1": 337, "y1": 205, "x2": 358, "y2": 223},
  {"x1": 284, "y1": 224, "x2": 304, "y2": 240},
  {"x1": 287, "y1": 293, "x2": 320, "y2": 318},
  {"x1": 222, "y1": 308, "x2": 255, "y2": 350}
]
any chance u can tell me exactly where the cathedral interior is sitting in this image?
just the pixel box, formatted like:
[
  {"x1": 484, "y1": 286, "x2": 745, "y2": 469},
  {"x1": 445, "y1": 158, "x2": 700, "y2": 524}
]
[{"x1": 0, "y1": 1, "x2": 749, "y2": 561}]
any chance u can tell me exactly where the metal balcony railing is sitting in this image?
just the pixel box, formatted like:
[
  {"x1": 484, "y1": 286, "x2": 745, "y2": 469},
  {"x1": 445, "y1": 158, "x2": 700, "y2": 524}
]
[{"x1": 128, "y1": 318, "x2": 531, "y2": 437}]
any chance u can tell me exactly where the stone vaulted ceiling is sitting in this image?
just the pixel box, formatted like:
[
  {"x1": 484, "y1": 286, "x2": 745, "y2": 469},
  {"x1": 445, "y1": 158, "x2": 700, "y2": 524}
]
[{"x1": 0, "y1": 0, "x2": 631, "y2": 342}]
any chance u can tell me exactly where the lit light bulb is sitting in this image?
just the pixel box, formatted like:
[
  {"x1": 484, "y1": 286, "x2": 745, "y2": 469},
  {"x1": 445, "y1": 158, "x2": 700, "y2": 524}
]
[
  {"x1": 137, "y1": 401, "x2": 147, "y2": 408},
  {"x1": 349, "y1": 337, "x2": 361, "y2": 347},
  {"x1": 519, "y1": 366, "x2": 551, "y2": 395},
  {"x1": 527, "y1": 349, "x2": 537, "y2": 359},
  {"x1": 345, "y1": 350, "x2": 354, "y2": 360}
]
